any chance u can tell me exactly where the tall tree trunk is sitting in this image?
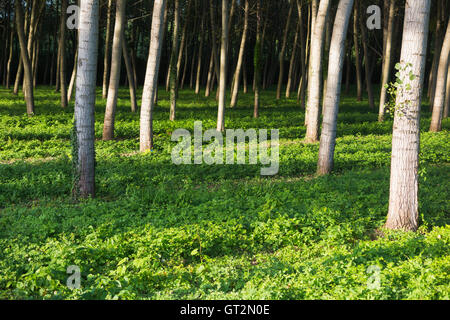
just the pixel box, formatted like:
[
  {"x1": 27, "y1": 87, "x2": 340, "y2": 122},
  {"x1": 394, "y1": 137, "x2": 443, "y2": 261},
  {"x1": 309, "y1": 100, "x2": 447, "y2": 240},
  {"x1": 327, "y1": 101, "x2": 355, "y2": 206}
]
[
  {"x1": 230, "y1": 0, "x2": 249, "y2": 108},
  {"x1": 169, "y1": 0, "x2": 180, "y2": 121},
  {"x1": 430, "y1": 21, "x2": 450, "y2": 132},
  {"x1": 305, "y1": 0, "x2": 331, "y2": 143},
  {"x1": 6, "y1": 28, "x2": 13, "y2": 89},
  {"x1": 317, "y1": 0, "x2": 354, "y2": 175},
  {"x1": 217, "y1": 0, "x2": 229, "y2": 131},
  {"x1": 378, "y1": 0, "x2": 395, "y2": 121},
  {"x1": 68, "y1": 50, "x2": 78, "y2": 102},
  {"x1": 385, "y1": 0, "x2": 431, "y2": 231},
  {"x1": 353, "y1": 4, "x2": 362, "y2": 101},
  {"x1": 60, "y1": 0, "x2": 68, "y2": 108},
  {"x1": 122, "y1": 33, "x2": 137, "y2": 113},
  {"x1": 196, "y1": 6, "x2": 206, "y2": 95},
  {"x1": 74, "y1": 0, "x2": 99, "y2": 198},
  {"x1": 359, "y1": 2, "x2": 374, "y2": 109},
  {"x1": 428, "y1": 0, "x2": 445, "y2": 108},
  {"x1": 276, "y1": 1, "x2": 293, "y2": 100},
  {"x1": 14, "y1": 1, "x2": 34, "y2": 115},
  {"x1": 102, "y1": 0, "x2": 113, "y2": 99},
  {"x1": 297, "y1": 0, "x2": 308, "y2": 109},
  {"x1": 253, "y1": 0, "x2": 262, "y2": 119},
  {"x1": 444, "y1": 64, "x2": 450, "y2": 118},
  {"x1": 103, "y1": 0, "x2": 126, "y2": 140},
  {"x1": 286, "y1": 17, "x2": 300, "y2": 98},
  {"x1": 140, "y1": 0, "x2": 166, "y2": 152}
]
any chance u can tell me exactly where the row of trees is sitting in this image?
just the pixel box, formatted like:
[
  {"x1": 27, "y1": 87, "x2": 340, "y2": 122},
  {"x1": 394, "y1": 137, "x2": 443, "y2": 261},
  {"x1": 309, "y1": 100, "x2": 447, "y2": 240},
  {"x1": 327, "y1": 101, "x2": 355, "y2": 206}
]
[{"x1": 1, "y1": 0, "x2": 449, "y2": 232}]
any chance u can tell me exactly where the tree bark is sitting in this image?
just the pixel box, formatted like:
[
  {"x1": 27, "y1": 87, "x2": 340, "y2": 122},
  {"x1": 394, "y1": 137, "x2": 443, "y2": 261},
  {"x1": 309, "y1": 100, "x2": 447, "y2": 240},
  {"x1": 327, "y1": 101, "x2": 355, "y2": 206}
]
[
  {"x1": 430, "y1": 20, "x2": 450, "y2": 132},
  {"x1": 122, "y1": 32, "x2": 138, "y2": 113},
  {"x1": 276, "y1": 1, "x2": 293, "y2": 100},
  {"x1": 353, "y1": 4, "x2": 362, "y2": 101},
  {"x1": 60, "y1": 0, "x2": 68, "y2": 108},
  {"x1": 74, "y1": 0, "x2": 99, "y2": 198},
  {"x1": 102, "y1": 0, "x2": 113, "y2": 99},
  {"x1": 359, "y1": 2, "x2": 374, "y2": 109},
  {"x1": 217, "y1": 0, "x2": 229, "y2": 132},
  {"x1": 253, "y1": 0, "x2": 262, "y2": 119},
  {"x1": 169, "y1": 0, "x2": 180, "y2": 121},
  {"x1": 385, "y1": 0, "x2": 431, "y2": 231},
  {"x1": 140, "y1": 0, "x2": 166, "y2": 152},
  {"x1": 103, "y1": 0, "x2": 126, "y2": 140},
  {"x1": 317, "y1": 0, "x2": 354, "y2": 175}
]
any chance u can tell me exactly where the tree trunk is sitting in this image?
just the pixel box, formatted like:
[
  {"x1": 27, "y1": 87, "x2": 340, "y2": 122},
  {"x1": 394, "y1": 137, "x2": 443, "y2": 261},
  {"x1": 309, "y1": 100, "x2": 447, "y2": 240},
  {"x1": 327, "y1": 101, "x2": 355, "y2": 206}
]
[
  {"x1": 253, "y1": 0, "x2": 262, "y2": 119},
  {"x1": 353, "y1": 4, "x2": 362, "y2": 101},
  {"x1": 444, "y1": 64, "x2": 450, "y2": 118},
  {"x1": 385, "y1": 0, "x2": 431, "y2": 231},
  {"x1": 317, "y1": 0, "x2": 354, "y2": 175},
  {"x1": 430, "y1": 20, "x2": 450, "y2": 132},
  {"x1": 305, "y1": 0, "x2": 331, "y2": 143},
  {"x1": 140, "y1": 0, "x2": 166, "y2": 152},
  {"x1": 102, "y1": 0, "x2": 113, "y2": 99},
  {"x1": 74, "y1": 0, "x2": 99, "y2": 198},
  {"x1": 276, "y1": 2, "x2": 293, "y2": 100},
  {"x1": 230, "y1": 0, "x2": 249, "y2": 108},
  {"x1": 169, "y1": 0, "x2": 180, "y2": 121},
  {"x1": 14, "y1": 1, "x2": 34, "y2": 115},
  {"x1": 359, "y1": 2, "x2": 374, "y2": 109},
  {"x1": 196, "y1": 7, "x2": 205, "y2": 95},
  {"x1": 60, "y1": 0, "x2": 68, "y2": 109},
  {"x1": 428, "y1": 0, "x2": 445, "y2": 108},
  {"x1": 103, "y1": 0, "x2": 126, "y2": 140},
  {"x1": 122, "y1": 32, "x2": 138, "y2": 113},
  {"x1": 286, "y1": 17, "x2": 300, "y2": 99},
  {"x1": 68, "y1": 50, "x2": 78, "y2": 102},
  {"x1": 6, "y1": 28, "x2": 13, "y2": 89},
  {"x1": 378, "y1": 0, "x2": 395, "y2": 121},
  {"x1": 217, "y1": 0, "x2": 229, "y2": 132}
]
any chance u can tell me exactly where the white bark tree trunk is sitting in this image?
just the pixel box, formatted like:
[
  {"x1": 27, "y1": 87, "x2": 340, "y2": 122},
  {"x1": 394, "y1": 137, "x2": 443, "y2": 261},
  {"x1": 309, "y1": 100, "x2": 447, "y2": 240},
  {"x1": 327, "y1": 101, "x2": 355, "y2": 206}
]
[
  {"x1": 430, "y1": 20, "x2": 450, "y2": 132},
  {"x1": 385, "y1": 0, "x2": 431, "y2": 231},
  {"x1": 317, "y1": 0, "x2": 354, "y2": 175},
  {"x1": 74, "y1": 0, "x2": 99, "y2": 198},
  {"x1": 217, "y1": 0, "x2": 229, "y2": 132},
  {"x1": 305, "y1": 0, "x2": 331, "y2": 143},
  {"x1": 139, "y1": 0, "x2": 167, "y2": 152},
  {"x1": 103, "y1": 0, "x2": 126, "y2": 140}
]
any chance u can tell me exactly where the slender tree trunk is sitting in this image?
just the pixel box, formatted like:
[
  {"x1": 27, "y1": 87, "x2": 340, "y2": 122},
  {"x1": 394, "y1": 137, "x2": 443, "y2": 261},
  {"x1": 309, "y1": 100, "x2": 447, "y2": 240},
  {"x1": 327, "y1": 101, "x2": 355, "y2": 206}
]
[
  {"x1": 122, "y1": 33, "x2": 137, "y2": 113},
  {"x1": 102, "y1": 0, "x2": 113, "y2": 99},
  {"x1": 60, "y1": 0, "x2": 68, "y2": 108},
  {"x1": 6, "y1": 28, "x2": 13, "y2": 89},
  {"x1": 217, "y1": 0, "x2": 229, "y2": 131},
  {"x1": 317, "y1": 0, "x2": 354, "y2": 175},
  {"x1": 68, "y1": 50, "x2": 78, "y2": 102},
  {"x1": 297, "y1": 0, "x2": 308, "y2": 108},
  {"x1": 103, "y1": 0, "x2": 126, "y2": 140},
  {"x1": 428, "y1": 0, "x2": 445, "y2": 108},
  {"x1": 196, "y1": 7, "x2": 206, "y2": 95},
  {"x1": 230, "y1": 0, "x2": 249, "y2": 108},
  {"x1": 140, "y1": 0, "x2": 166, "y2": 152},
  {"x1": 385, "y1": 0, "x2": 431, "y2": 231},
  {"x1": 169, "y1": 0, "x2": 180, "y2": 121},
  {"x1": 305, "y1": 0, "x2": 331, "y2": 143},
  {"x1": 430, "y1": 21, "x2": 450, "y2": 132},
  {"x1": 74, "y1": 0, "x2": 99, "y2": 198},
  {"x1": 353, "y1": 4, "x2": 362, "y2": 101},
  {"x1": 253, "y1": 0, "x2": 262, "y2": 119},
  {"x1": 286, "y1": 17, "x2": 300, "y2": 98},
  {"x1": 359, "y1": 2, "x2": 374, "y2": 109},
  {"x1": 15, "y1": 1, "x2": 34, "y2": 115},
  {"x1": 378, "y1": 0, "x2": 395, "y2": 121},
  {"x1": 276, "y1": 2, "x2": 293, "y2": 100}
]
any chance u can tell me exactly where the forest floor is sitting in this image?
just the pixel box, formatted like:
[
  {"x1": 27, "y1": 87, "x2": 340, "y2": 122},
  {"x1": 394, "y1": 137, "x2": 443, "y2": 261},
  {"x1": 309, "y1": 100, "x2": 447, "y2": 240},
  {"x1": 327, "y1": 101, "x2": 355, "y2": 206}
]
[{"x1": 0, "y1": 86, "x2": 449, "y2": 299}]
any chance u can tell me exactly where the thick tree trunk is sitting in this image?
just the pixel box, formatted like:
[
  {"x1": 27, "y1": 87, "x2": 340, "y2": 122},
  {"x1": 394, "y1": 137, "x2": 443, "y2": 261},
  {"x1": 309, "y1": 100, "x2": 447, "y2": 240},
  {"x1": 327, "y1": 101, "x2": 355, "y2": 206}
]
[
  {"x1": 430, "y1": 21, "x2": 450, "y2": 132},
  {"x1": 102, "y1": 0, "x2": 113, "y2": 99},
  {"x1": 378, "y1": 0, "x2": 395, "y2": 121},
  {"x1": 230, "y1": 0, "x2": 249, "y2": 108},
  {"x1": 317, "y1": 0, "x2": 354, "y2": 175},
  {"x1": 140, "y1": 0, "x2": 166, "y2": 152},
  {"x1": 217, "y1": 0, "x2": 229, "y2": 132},
  {"x1": 444, "y1": 64, "x2": 450, "y2": 118},
  {"x1": 103, "y1": 0, "x2": 126, "y2": 140},
  {"x1": 74, "y1": 0, "x2": 99, "y2": 198},
  {"x1": 15, "y1": 1, "x2": 34, "y2": 115},
  {"x1": 305, "y1": 0, "x2": 331, "y2": 143},
  {"x1": 385, "y1": 0, "x2": 431, "y2": 231}
]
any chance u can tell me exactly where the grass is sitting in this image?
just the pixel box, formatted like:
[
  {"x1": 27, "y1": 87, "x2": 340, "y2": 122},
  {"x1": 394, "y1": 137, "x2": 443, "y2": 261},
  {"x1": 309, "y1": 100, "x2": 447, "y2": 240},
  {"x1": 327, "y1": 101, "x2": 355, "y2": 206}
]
[{"x1": 0, "y1": 86, "x2": 449, "y2": 299}]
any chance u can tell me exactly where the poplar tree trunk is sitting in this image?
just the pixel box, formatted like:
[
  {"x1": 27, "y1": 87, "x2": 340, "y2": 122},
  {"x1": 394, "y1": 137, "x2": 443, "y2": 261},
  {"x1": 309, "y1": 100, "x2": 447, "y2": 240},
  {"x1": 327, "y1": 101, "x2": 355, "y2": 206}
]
[
  {"x1": 60, "y1": 0, "x2": 68, "y2": 109},
  {"x1": 305, "y1": 0, "x2": 331, "y2": 143},
  {"x1": 6, "y1": 29, "x2": 13, "y2": 89},
  {"x1": 253, "y1": 0, "x2": 262, "y2": 119},
  {"x1": 217, "y1": 0, "x2": 229, "y2": 132},
  {"x1": 102, "y1": 0, "x2": 113, "y2": 99},
  {"x1": 317, "y1": 0, "x2": 354, "y2": 175},
  {"x1": 68, "y1": 50, "x2": 78, "y2": 102},
  {"x1": 359, "y1": 2, "x2": 374, "y2": 109},
  {"x1": 428, "y1": 0, "x2": 445, "y2": 108},
  {"x1": 140, "y1": 0, "x2": 166, "y2": 152},
  {"x1": 378, "y1": 0, "x2": 395, "y2": 121},
  {"x1": 74, "y1": 0, "x2": 99, "y2": 198},
  {"x1": 169, "y1": 0, "x2": 180, "y2": 121},
  {"x1": 276, "y1": 2, "x2": 293, "y2": 100},
  {"x1": 297, "y1": 0, "x2": 307, "y2": 109},
  {"x1": 15, "y1": 1, "x2": 34, "y2": 115},
  {"x1": 196, "y1": 7, "x2": 205, "y2": 95},
  {"x1": 103, "y1": 0, "x2": 126, "y2": 140},
  {"x1": 286, "y1": 17, "x2": 300, "y2": 98},
  {"x1": 385, "y1": 0, "x2": 431, "y2": 231},
  {"x1": 430, "y1": 21, "x2": 450, "y2": 132},
  {"x1": 353, "y1": 4, "x2": 362, "y2": 101},
  {"x1": 230, "y1": 0, "x2": 249, "y2": 108},
  {"x1": 122, "y1": 33, "x2": 137, "y2": 113},
  {"x1": 444, "y1": 64, "x2": 450, "y2": 118}
]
